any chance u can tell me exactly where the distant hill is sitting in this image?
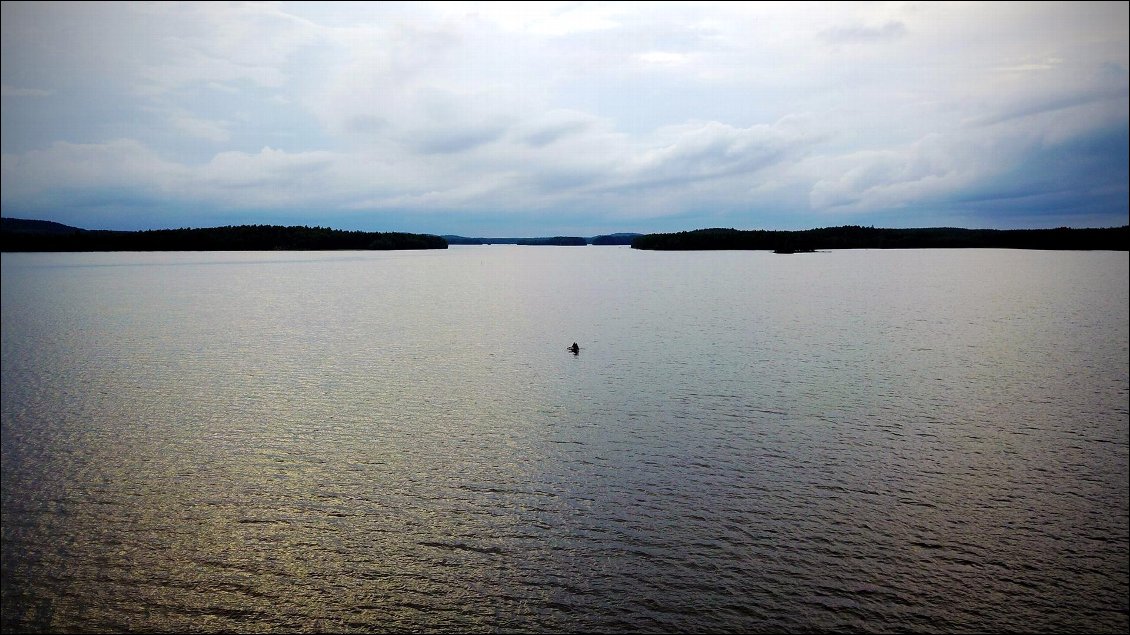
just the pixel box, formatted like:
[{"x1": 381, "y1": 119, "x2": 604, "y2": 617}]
[
  {"x1": 1, "y1": 219, "x2": 447, "y2": 251},
  {"x1": 631, "y1": 226, "x2": 1129, "y2": 251},
  {"x1": 443, "y1": 233, "x2": 642, "y2": 245},
  {"x1": 0, "y1": 217, "x2": 87, "y2": 235},
  {"x1": 443, "y1": 235, "x2": 566, "y2": 245},
  {"x1": 443, "y1": 235, "x2": 489, "y2": 245},
  {"x1": 443, "y1": 235, "x2": 587, "y2": 245},
  {"x1": 591, "y1": 233, "x2": 643, "y2": 245}
]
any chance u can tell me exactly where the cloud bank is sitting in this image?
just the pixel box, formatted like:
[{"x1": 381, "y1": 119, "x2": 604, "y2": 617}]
[{"x1": 2, "y1": 1, "x2": 1126, "y2": 234}]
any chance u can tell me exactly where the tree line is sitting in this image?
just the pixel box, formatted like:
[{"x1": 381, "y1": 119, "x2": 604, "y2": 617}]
[
  {"x1": 630, "y1": 226, "x2": 1128, "y2": 251},
  {"x1": 0, "y1": 223, "x2": 448, "y2": 251}
]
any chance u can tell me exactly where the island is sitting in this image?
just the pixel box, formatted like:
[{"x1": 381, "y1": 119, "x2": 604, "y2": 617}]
[{"x1": 630, "y1": 226, "x2": 1128, "y2": 251}]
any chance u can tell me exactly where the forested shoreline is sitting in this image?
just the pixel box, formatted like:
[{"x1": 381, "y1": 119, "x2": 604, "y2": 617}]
[
  {"x1": 0, "y1": 222, "x2": 447, "y2": 251},
  {"x1": 4, "y1": 218, "x2": 1126, "y2": 252},
  {"x1": 630, "y1": 226, "x2": 1129, "y2": 251}
]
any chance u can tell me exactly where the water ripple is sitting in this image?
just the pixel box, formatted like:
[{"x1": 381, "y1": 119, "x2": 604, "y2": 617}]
[{"x1": 3, "y1": 248, "x2": 1127, "y2": 633}]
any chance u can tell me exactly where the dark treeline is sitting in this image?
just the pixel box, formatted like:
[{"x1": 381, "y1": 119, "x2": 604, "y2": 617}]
[
  {"x1": 6, "y1": 218, "x2": 1126, "y2": 252},
  {"x1": 515, "y1": 236, "x2": 587, "y2": 246},
  {"x1": 631, "y1": 225, "x2": 1129, "y2": 251},
  {"x1": 1, "y1": 222, "x2": 447, "y2": 251}
]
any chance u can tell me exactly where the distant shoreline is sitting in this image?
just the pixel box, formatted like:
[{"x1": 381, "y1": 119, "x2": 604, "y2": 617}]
[
  {"x1": 2, "y1": 217, "x2": 1126, "y2": 252},
  {"x1": 0, "y1": 220, "x2": 447, "y2": 252},
  {"x1": 630, "y1": 226, "x2": 1128, "y2": 251}
]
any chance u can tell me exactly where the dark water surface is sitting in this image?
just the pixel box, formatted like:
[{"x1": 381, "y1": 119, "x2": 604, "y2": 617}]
[{"x1": 2, "y1": 247, "x2": 1127, "y2": 633}]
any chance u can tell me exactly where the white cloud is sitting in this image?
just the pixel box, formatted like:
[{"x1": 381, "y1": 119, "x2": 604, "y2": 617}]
[
  {"x1": 616, "y1": 120, "x2": 813, "y2": 190},
  {"x1": 170, "y1": 114, "x2": 231, "y2": 143},
  {"x1": 636, "y1": 51, "x2": 689, "y2": 65},
  {"x1": 134, "y1": 2, "x2": 326, "y2": 94},
  {"x1": 0, "y1": 141, "x2": 343, "y2": 208},
  {"x1": 807, "y1": 135, "x2": 977, "y2": 212},
  {"x1": 199, "y1": 147, "x2": 334, "y2": 184},
  {"x1": 453, "y1": 1, "x2": 625, "y2": 37},
  {"x1": 1, "y1": 139, "x2": 185, "y2": 204},
  {"x1": 992, "y1": 57, "x2": 1065, "y2": 73},
  {"x1": 820, "y1": 20, "x2": 907, "y2": 44}
]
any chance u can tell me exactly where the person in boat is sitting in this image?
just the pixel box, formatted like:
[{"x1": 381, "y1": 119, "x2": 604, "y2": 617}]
[{"x1": 570, "y1": 342, "x2": 579, "y2": 354}]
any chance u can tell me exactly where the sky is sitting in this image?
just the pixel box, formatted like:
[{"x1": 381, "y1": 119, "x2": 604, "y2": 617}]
[{"x1": 1, "y1": 1, "x2": 1127, "y2": 236}]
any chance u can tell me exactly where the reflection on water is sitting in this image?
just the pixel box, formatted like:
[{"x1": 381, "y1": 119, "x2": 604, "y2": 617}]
[{"x1": 2, "y1": 248, "x2": 1127, "y2": 633}]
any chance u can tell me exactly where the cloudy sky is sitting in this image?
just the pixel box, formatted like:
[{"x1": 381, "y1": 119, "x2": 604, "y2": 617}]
[{"x1": 2, "y1": 2, "x2": 1127, "y2": 236}]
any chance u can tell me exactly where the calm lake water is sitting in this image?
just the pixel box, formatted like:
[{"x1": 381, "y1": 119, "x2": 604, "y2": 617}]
[{"x1": 2, "y1": 247, "x2": 1127, "y2": 633}]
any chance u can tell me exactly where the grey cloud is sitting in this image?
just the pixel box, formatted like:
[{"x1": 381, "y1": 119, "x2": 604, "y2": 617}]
[
  {"x1": 1, "y1": 84, "x2": 53, "y2": 97},
  {"x1": 413, "y1": 123, "x2": 510, "y2": 154},
  {"x1": 821, "y1": 21, "x2": 907, "y2": 44},
  {"x1": 516, "y1": 110, "x2": 601, "y2": 147},
  {"x1": 965, "y1": 83, "x2": 1129, "y2": 128},
  {"x1": 531, "y1": 167, "x2": 604, "y2": 191},
  {"x1": 807, "y1": 134, "x2": 972, "y2": 212},
  {"x1": 808, "y1": 113, "x2": 1129, "y2": 220},
  {"x1": 955, "y1": 122, "x2": 1128, "y2": 210},
  {"x1": 343, "y1": 115, "x2": 388, "y2": 135},
  {"x1": 617, "y1": 122, "x2": 809, "y2": 191},
  {"x1": 521, "y1": 119, "x2": 593, "y2": 147}
]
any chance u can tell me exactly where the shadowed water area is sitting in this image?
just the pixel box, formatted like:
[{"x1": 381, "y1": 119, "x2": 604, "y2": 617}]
[{"x1": 2, "y1": 247, "x2": 1127, "y2": 633}]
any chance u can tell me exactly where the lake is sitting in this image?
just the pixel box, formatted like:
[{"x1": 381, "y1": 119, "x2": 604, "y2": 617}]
[{"x1": 2, "y1": 247, "x2": 1127, "y2": 633}]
